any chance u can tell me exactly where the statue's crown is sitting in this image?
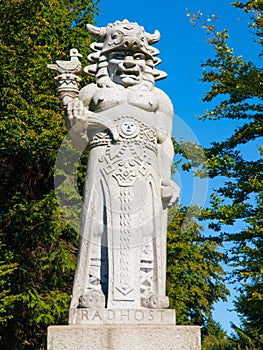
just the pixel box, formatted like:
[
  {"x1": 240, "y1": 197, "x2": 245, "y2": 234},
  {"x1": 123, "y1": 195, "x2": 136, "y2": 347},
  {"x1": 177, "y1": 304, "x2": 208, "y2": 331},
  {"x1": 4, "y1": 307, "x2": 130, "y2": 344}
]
[{"x1": 87, "y1": 19, "x2": 160, "y2": 58}]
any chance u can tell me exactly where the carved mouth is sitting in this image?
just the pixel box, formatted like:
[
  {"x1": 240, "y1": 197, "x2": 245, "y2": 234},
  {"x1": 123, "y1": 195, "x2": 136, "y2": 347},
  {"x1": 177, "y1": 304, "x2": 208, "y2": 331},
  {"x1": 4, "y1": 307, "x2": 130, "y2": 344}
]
[
  {"x1": 120, "y1": 74, "x2": 139, "y2": 81},
  {"x1": 117, "y1": 68, "x2": 140, "y2": 80}
]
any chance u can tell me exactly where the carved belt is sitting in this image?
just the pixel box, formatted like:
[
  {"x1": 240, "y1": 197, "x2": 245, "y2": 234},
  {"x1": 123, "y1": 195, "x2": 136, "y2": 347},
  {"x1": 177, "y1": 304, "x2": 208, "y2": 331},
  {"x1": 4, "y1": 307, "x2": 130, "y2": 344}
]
[{"x1": 88, "y1": 120, "x2": 158, "y2": 152}]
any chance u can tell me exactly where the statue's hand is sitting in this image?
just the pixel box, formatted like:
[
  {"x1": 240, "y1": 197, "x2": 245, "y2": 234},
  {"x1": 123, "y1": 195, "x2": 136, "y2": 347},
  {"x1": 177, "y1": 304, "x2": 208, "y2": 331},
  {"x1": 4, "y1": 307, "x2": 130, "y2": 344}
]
[
  {"x1": 62, "y1": 96, "x2": 87, "y2": 123},
  {"x1": 161, "y1": 179, "x2": 180, "y2": 208},
  {"x1": 60, "y1": 96, "x2": 89, "y2": 149},
  {"x1": 61, "y1": 96, "x2": 121, "y2": 143}
]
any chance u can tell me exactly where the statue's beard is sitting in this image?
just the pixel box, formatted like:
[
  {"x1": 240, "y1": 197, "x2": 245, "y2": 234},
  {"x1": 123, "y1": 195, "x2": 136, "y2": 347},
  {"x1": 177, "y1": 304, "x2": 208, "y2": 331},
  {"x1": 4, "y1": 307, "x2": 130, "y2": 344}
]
[
  {"x1": 103, "y1": 64, "x2": 154, "y2": 90},
  {"x1": 113, "y1": 66, "x2": 143, "y2": 86},
  {"x1": 119, "y1": 74, "x2": 141, "y2": 86}
]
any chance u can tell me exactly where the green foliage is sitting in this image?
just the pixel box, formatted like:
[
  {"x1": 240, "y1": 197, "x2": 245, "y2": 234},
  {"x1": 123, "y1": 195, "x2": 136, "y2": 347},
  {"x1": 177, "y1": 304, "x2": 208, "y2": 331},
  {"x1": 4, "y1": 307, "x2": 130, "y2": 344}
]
[
  {"x1": 202, "y1": 319, "x2": 236, "y2": 350},
  {"x1": 2, "y1": 0, "x2": 257, "y2": 348},
  {"x1": 0, "y1": 240, "x2": 19, "y2": 328},
  {"x1": 231, "y1": 323, "x2": 262, "y2": 350},
  {"x1": 173, "y1": 138, "x2": 208, "y2": 177},
  {"x1": 231, "y1": 194, "x2": 263, "y2": 349},
  {"x1": 0, "y1": 0, "x2": 97, "y2": 210},
  {"x1": 233, "y1": 1, "x2": 263, "y2": 48},
  {"x1": 167, "y1": 206, "x2": 229, "y2": 326},
  {"x1": 0, "y1": 193, "x2": 78, "y2": 349},
  {"x1": 193, "y1": 0, "x2": 263, "y2": 347},
  {"x1": 0, "y1": 0, "x2": 98, "y2": 348}
]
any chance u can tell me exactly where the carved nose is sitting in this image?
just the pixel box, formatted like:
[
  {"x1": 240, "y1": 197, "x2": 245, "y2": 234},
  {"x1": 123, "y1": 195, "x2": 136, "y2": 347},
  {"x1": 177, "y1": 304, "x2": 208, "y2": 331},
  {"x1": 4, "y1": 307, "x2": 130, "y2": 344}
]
[
  {"x1": 123, "y1": 38, "x2": 140, "y2": 50},
  {"x1": 123, "y1": 60, "x2": 136, "y2": 69},
  {"x1": 123, "y1": 56, "x2": 136, "y2": 69},
  {"x1": 131, "y1": 40, "x2": 140, "y2": 48}
]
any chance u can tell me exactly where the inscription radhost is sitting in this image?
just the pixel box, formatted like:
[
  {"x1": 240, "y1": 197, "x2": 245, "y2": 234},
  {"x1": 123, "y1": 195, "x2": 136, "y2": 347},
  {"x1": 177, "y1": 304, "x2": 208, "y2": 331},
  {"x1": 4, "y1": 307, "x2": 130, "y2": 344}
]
[{"x1": 81, "y1": 309, "x2": 166, "y2": 323}]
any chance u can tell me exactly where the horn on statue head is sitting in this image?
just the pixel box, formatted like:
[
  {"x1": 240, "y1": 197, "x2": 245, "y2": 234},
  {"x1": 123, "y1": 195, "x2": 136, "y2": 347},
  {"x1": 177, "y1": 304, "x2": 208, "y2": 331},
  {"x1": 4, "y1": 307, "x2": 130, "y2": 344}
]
[
  {"x1": 86, "y1": 24, "x2": 107, "y2": 40},
  {"x1": 147, "y1": 30, "x2": 161, "y2": 44}
]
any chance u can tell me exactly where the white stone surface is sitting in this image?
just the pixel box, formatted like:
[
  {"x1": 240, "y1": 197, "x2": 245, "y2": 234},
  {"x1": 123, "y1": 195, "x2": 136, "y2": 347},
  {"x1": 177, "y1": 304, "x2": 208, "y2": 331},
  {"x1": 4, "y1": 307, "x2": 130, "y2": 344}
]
[
  {"x1": 48, "y1": 19, "x2": 180, "y2": 323},
  {"x1": 47, "y1": 48, "x2": 82, "y2": 74},
  {"x1": 47, "y1": 20, "x2": 200, "y2": 350},
  {"x1": 47, "y1": 325, "x2": 201, "y2": 350},
  {"x1": 69, "y1": 308, "x2": 176, "y2": 325}
]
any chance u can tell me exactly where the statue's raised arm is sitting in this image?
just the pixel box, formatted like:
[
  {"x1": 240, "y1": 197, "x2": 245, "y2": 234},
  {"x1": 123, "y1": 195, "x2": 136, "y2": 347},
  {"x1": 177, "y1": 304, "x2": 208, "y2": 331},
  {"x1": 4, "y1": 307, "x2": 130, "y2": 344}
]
[{"x1": 48, "y1": 19, "x2": 180, "y2": 325}]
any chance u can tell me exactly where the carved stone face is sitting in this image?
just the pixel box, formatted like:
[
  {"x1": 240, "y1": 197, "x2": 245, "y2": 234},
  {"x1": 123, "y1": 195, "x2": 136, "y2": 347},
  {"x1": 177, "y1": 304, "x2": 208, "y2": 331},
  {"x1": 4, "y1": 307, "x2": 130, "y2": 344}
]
[{"x1": 106, "y1": 50, "x2": 146, "y2": 87}]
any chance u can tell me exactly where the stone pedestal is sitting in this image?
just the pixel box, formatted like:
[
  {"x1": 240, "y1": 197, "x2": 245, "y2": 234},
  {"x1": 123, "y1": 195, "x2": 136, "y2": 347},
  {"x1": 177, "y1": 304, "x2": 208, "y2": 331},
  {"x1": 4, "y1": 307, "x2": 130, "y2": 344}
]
[{"x1": 47, "y1": 324, "x2": 201, "y2": 350}]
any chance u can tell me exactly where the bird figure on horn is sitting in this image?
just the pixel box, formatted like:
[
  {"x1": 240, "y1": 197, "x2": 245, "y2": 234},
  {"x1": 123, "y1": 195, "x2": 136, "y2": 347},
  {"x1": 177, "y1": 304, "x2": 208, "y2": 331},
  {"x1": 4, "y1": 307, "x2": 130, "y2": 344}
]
[{"x1": 47, "y1": 48, "x2": 82, "y2": 74}]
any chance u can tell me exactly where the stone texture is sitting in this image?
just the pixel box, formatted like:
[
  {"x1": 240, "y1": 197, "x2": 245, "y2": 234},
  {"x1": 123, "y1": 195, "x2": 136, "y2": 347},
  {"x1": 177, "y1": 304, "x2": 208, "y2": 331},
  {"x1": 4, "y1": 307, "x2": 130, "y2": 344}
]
[
  {"x1": 47, "y1": 324, "x2": 201, "y2": 350},
  {"x1": 47, "y1": 19, "x2": 200, "y2": 350},
  {"x1": 48, "y1": 20, "x2": 180, "y2": 320},
  {"x1": 69, "y1": 308, "x2": 176, "y2": 325}
]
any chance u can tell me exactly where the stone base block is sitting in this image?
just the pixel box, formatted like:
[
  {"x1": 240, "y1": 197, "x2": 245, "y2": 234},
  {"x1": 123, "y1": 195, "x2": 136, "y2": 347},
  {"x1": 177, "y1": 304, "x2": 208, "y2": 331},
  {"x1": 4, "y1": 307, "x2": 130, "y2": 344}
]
[{"x1": 47, "y1": 324, "x2": 201, "y2": 350}]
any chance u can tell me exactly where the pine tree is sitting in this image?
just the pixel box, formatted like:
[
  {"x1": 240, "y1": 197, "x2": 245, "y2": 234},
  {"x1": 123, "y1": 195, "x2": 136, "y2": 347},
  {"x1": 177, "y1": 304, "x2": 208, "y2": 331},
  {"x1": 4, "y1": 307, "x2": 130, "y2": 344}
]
[
  {"x1": 167, "y1": 206, "x2": 229, "y2": 327},
  {"x1": 0, "y1": 1, "x2": 98, "y2": 348},
  {"x1": 189, "y1": 1, "x2": 263, "y2": 347},
  {"x1": 0, "y1": 240, "x2": 19, "y2": 328},
  {"x1": 0, "y1": 1, "x2": 236, "y2": 348},
  {"x1": 201, "y1": 319, "x2": 235, "y2": 350}
]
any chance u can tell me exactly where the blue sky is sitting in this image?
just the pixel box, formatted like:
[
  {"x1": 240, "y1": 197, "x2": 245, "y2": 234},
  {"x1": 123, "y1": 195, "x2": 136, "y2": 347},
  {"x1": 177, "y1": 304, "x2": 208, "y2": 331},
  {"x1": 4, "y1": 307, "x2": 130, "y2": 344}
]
[{"x1": 93, "y1": 0, "x2": 262, "y2": 334}]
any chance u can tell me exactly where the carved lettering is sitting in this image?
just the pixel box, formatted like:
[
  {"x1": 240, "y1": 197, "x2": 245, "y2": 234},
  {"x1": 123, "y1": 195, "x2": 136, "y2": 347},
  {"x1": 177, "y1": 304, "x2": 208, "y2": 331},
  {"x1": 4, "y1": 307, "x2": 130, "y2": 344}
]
[
  {"x1": 148, "y1": 310, "x2": 154, "y2": 321},
  {"x1": 120, "y1": 309, "x2": 130, "y2": 321},
  {"x1": 108, "y1": 310, "x2": 115, "y2": 320},
  {"x1": 81, "y1": 310, "x2": 90, "y2": 321},
  {"x1": 73, "y1": 308, "x2": 176, "y2": 324},
  {"x1": 92, "y1": 310, "x2": 103, "y2": 321},
  {"x1": 158, "y1": 310, "x2": 165, "y2": 321},
  {"x1": 134, "y1": 310, "x2": 144, "y2": 321}
]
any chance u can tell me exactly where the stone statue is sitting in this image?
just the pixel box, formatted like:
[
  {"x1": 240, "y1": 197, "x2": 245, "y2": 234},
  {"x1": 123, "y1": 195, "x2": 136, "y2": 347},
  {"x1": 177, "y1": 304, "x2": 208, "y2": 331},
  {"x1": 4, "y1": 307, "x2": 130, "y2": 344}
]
[{"x1": 48, "y1": 19, "x2": 180, "y2": 324}]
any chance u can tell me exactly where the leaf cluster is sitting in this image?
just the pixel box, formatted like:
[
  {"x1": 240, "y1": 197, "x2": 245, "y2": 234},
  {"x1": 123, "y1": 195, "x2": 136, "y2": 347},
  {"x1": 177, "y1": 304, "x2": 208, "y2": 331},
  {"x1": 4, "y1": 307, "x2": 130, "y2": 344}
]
[
  {"x1": 0, "y1": 0, "x2": 98, "y2": 348},
  {"x1": 167, "y1": 206, "x2": 229, "y2": 327},
  {"x1": 195, "y1": 0, "x2": 263, "y2": 346}
]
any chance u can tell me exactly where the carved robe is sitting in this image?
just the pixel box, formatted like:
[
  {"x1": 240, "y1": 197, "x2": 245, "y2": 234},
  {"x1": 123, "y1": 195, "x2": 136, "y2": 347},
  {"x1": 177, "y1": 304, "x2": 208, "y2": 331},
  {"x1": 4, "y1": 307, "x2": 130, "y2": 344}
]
[{"x1": 69, "y1": 85, "x2": 174, "y2": 322}]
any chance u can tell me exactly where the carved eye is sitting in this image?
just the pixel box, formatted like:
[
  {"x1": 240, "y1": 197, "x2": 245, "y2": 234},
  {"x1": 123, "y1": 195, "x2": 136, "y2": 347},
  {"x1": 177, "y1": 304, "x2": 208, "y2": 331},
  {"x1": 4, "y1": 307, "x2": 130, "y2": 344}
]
[
  {"x1": 110, "y1": 30, "x2": 123, "y2": 45},
  {"x1": 110, "y1": 52, "x2": 125, "y2": 60},
  {"x1": 111, "y1": 32, "x2": 119, "y2": 39},
  {"x1": 134, "y1": 53, "x2": 145, "y2": 60}
]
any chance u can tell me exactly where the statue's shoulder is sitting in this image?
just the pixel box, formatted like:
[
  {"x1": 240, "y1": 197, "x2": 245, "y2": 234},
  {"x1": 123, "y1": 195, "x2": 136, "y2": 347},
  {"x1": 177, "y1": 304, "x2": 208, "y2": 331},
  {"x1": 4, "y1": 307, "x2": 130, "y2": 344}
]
[
  {"x1": 79, "y1": 83, "x2": 99, "y2": 106},
  {"x1": 154, "y1": 87, "x2": 174, "y2": 117}
]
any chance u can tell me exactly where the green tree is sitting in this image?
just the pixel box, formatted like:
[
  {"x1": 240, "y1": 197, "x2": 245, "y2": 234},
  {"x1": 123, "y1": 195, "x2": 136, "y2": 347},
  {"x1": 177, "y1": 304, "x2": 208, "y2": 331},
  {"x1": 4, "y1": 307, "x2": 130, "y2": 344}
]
[
  {"x1": 202, "y1": 319, "x2": 235, "y2": 350},
  {"x1": 0, "y1": 240, "x2": 19, "y2": 329},
  {"x1": 0, "y1": 0, "x2": 98, "y2": 348},
  {"x1": 0, "y1": 1, "x2": 234, "y2": 348},
  {"x1": 167, "y1": 206, "x2": 229, "y2": 327},
  {"x1": 190, "y1": 0, "x2": 263, "y2": 347}
]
